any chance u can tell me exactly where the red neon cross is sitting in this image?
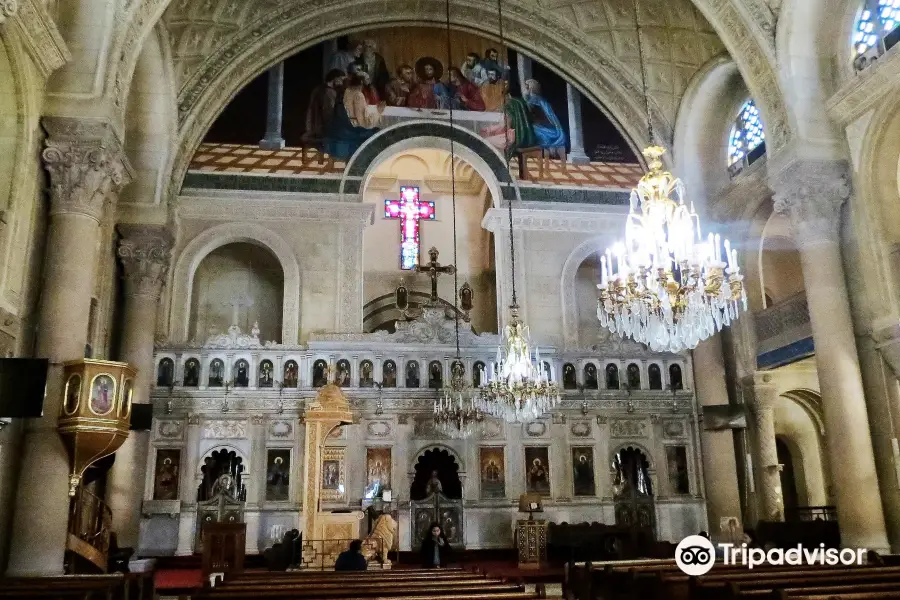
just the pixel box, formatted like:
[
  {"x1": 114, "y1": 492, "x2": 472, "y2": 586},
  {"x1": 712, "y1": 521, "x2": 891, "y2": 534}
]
[{"x1": 384, "y1": 186, "x2": 436, "y2": 270}]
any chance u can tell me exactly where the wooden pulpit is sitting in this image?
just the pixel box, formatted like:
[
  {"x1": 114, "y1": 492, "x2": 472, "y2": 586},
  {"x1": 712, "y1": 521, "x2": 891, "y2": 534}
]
[{"x1": 202, "y1": 522, "x2": 246, "y2": 580}]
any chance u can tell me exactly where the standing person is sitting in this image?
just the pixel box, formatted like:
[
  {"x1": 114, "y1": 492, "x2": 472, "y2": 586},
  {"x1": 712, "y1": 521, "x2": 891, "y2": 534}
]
[
  {"x1": 334, "y1": 539, "x2": 368, "y2": 571},
  {"x1": 461, "y1": 52, "x2": 487, "y2": 86},
  {"x1": 302, "y1": 69, "x2": 345, "y2": 146},
  {"x1": 420, "y1": 522, "x2": 452, "y2": 568}
]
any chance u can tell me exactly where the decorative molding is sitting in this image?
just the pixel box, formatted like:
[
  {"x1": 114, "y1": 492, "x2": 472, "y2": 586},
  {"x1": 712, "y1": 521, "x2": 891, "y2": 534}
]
[
  {"x1": 524, "y1": 421, "x2": 548, "y2": 437},
  {"x1": 203, "y1": 324, "x2": 271, "y2": 350},
  {"x1": 41, "y1": 118, "x2": 133, "y2": 222},
  {"x1": 156, "y1": 419, "x2": 184, "y2": 439},
  {"x1": 482, "y1": 206, "x2": 626, "y2": 234},
  {"x1": 570, "y1": 421, "x2": 592, "y2": 438},
  {"x1": 268, "y1": 419, "x2": 293, "y2": 439},
  {"x1": 201, "y1": 419, "x2": 247, "y2": 439},
  {"x1": 609, "y1": 419, "x2": 647, "y2": 438},
  {"x1": 827, "y1": 45, "x2": 900, "y2": 127},
  {"x1": 772, "y1": 159, "x2": 851, "y2": 247},
  {"x1": 480, "y1": 418, "x2": 504, "y2": 440},
  {"x1": 176, "y1": 193, "x2": 375, "y2": 226},
  {"x1": 662, "y1": 419, "x2": 685, "y2": 438},
  {"x1": 117, "y1": 224, "x2": 173, "y2": 300},
  {"x1": 366, "y1": 420, "x2": 391, "y2": 438},
  {"x1": 6, "y1": 0, "x2": 70, "y2": 79}
]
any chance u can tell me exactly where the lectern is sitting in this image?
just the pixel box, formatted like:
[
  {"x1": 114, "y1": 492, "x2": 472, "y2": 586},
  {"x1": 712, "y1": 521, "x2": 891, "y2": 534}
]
[{"x1": 516, "y1": 493, "x2": 548, "y2": 570}]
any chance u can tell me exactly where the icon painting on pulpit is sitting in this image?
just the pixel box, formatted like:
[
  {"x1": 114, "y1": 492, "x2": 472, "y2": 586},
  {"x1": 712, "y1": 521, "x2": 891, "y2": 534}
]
[
  {"x1": 64, "y1": 374, "x2": 81, "y2": 414},
  {"x1": 90, "y1": 374, "x2": 115, "y2": 416}
]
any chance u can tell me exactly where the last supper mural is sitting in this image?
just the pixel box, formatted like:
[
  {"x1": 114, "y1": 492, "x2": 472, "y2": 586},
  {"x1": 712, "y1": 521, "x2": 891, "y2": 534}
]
[{"x1": 202, "y1": 27, "x2": 636, "y2": 164}]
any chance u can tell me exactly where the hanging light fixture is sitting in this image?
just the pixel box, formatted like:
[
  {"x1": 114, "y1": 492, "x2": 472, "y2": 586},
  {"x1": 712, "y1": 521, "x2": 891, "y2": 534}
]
[
  {"x1": 596, "y1": 0, "x2": 746, "y2": 353},
  {"x1": 432, "y1": 0, "x2": 483, "y2": 438},
  {"x1": 475, "y1": 0, "x2": 560, "y2": 423}
]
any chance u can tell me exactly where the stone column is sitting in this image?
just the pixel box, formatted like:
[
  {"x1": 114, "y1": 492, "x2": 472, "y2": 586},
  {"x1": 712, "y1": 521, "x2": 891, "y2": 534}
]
[
  {"x1": 565, "y1": 83, "x2": 590, "y2": 164},
  {"x1": 773, "y1": 159, "x2": 890, "y2": 551},
  {"x1": 176, "y1": 414, "x2": 201, "y2": 556},
  {"x1": 692, "y1": 334, "x2": 743, "y2": 542},
  {"x1": 748, "y1": 372, "x2": 783, "y2": 522},
  {"x1": 259, "y1": 62, "x2": 286, "y2": 150},
  {"x1": 6, "y1": 118, "x2": 132, "y2": 575},
  {"x1": 105, "y1": 226, "x2": 173, "y2": 547},
  {"x1": 516, "y1": 54, "x2": 532, "y2": 93}
]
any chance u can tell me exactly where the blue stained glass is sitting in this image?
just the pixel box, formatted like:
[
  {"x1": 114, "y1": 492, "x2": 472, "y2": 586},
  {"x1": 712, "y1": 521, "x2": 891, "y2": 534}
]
[
  {"x1": 727, "y1": 100, "x2": 765, "y2": 167},
  {"x1": 854, "y1": 0, "x2": 900, "y2": 57}
]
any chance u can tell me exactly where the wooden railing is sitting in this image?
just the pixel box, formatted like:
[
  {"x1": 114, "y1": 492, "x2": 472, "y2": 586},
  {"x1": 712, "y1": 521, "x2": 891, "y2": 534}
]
[
  {"x1": 66, "y1": 486, "x2": 112, "y2": 572},
  {"x1": 789, "y1": 505, "x2": 838, "y2": 522}
]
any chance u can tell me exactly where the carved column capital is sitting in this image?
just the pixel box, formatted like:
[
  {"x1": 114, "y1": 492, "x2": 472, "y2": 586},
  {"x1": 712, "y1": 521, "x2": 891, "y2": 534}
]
[
  {"x1": 41, "y1": 118, "x2": 133, "y2": 222},
  {"x1": 0, "y1": 1, "x2": 18, "y2": 24},
  {"x1": 117, "y1": 224, "x2": 174, "y2": 299},
  {"x1": 772, "y1": 159, "x2": 851, "y2": 248},
  {"x1": 745, "y1": 372, "x2": 778, "y2": 414}
]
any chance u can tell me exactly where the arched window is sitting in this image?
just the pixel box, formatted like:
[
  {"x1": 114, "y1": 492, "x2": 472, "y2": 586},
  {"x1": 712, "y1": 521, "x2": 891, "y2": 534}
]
[
  {"x1": 359, "y1": 360, "x2": 374, "y2": 387},
  {"x1": 563, "y1": 363, "x2": 577, "y2": 390},
  {"x1": 473, "y1": 361, "x2": 486, "y2": 387},
  {"x1": 209, "y1": 359, "x2": 224, "y2": 387},
  {"x1": 853, "y1": 0, "x2": 900, "y2": 68},
  {"x1": 669, "y1": 364, "x2": 684, "y2": 391},
  {"x1": 606, "y1": 364, "x2": 620, "y2": 390},
  {"x1": 233, "y1": 359, "x2": 249, "y2": 387},
  {"x1": 627, "y1": 363, "x2": 641, "y2": 390},
  {"x1": 583, "y1": 363, "x2": 598, "y2": 389},
  {"x1": 183, "y1": 358, "x2": 200, "y2": 387},
  {"x1": 336, "y1": 359, "x2": 351, "y2": 387},
  {"x1": 727, "y1": 100, "x2": 765, "y2": 172}
]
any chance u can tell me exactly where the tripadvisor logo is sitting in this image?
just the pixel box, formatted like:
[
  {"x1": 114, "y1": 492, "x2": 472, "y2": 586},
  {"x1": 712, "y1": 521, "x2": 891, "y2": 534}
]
[
  {"x1": 676, "y1": 535, "x2": 716, "y2": 576},
  {"x1": 675, "y1": 535, "x2": 867, "y2": 575}
]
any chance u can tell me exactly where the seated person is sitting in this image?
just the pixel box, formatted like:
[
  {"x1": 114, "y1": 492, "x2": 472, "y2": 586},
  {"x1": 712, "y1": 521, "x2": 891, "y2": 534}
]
[
  {"x1": 324, "y1": 73, "x2": 385, "y2": 160},
  {"x1": 481, "y1": 82, "x2": 537, "y2": 158},
  {"x1": 448, "y1": 68, "x2": 485, "y2": 111},
  {"x1": 524, "y1": 78, "x2": 567, "y2": 152},
  {"x1": 334, "y1": 539, "x2": 368, "y2": 571}
]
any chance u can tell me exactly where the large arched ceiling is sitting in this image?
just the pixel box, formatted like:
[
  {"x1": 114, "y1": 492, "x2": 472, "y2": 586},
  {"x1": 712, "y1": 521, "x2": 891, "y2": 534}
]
[{"x1": 121, "y1": 0, "x2": 789, "y2": 202}]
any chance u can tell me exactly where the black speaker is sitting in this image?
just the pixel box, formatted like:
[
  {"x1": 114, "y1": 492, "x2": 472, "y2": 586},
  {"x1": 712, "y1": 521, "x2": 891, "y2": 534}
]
[
  {"x1": 0, "y1": 358, "x2": 49, "y2": 418},
  {"x1": 130, "y1": 404, "x2": 153, "y2": 431},
  {"x1": 885, "y1": 24, "x2": 900, "y2": 52}
]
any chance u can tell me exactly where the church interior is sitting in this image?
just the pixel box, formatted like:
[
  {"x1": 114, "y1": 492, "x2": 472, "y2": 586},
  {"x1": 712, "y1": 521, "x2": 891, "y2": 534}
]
[{"x1": 1, "y1": 0, "x2": 900, "y2": 598}]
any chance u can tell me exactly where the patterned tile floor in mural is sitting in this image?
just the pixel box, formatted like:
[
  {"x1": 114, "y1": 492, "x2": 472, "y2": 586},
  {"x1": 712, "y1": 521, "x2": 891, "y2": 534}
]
[{"x1": 189, "y1": 143, "x2": 644, "y2": 188}]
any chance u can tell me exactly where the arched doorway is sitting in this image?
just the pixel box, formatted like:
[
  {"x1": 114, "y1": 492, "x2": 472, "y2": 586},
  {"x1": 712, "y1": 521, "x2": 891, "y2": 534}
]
[
  {"x1": 410, "y1": 447, "x2": 464, "y2": 549},
  {"x1": 612, "y1": 446, "x2": 655, "y2": 532}
]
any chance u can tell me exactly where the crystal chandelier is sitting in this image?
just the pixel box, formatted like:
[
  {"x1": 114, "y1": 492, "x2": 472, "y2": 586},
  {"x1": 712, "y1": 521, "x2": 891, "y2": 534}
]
[
  {"x1": 596, "y1": 0, "x2": 747, "y2": 353},
  {"x1": 434, "y1": 362, "x2": 484, "y2": 438},
  {"x1": 477, "y1": 306, "x2": 560, "y2": 422}
]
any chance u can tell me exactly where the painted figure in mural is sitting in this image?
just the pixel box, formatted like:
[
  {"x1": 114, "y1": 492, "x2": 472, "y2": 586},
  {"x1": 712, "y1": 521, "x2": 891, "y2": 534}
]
[
  {"x1": 461, "y1": 52, "x2": 488, "y2": 86},
  {"x1": 479, "y1": 67, "x2": 504, "y2": 112},
  {"x1": 358, "y1": 39, "x2": 390, "y2": 95},
  {"x1": 358, "y1": 70, "x2": 381, "y2": 105},
  {"x1": 312, "y1": 360, "x2": 328, "y2": 387},
  {"x1": 529, "y1": 458, "x2": 549, "y2": 491},
  {"x1": 324, "y1": 73, "x2": 385, "y2": 160},
  {"x1": 481, "y1": 47, "x2": 509, "y2": 80},
  {"x1": 303, "y1": 69, "x2": 346, "y2": 146},
  {"x1": 524, "y1": 79, "x2": 567, "y2": 151},
  {"x1": 484, "y1": 460, "x2": 501, "y2": 482},
  {"x1": 563, "y1": 363, "x2": 577, "y2": 389},
  {"x1": 327, "y1": 39, "x2": 364, "y2": 75},
  {"x1": 429, "y1": 362, "x2": 443, "y2": 389},
  {"x1": 235, "y1": 360, "x2": 249, "y2": 387},
  {"x1": 409, "y1": 57, "x2": 451, "y2": 110},
  {"x1": 360, "y1": 361, "x2": 374, "y2": 388},
  {"x1": 481, "y1": 82, "x2": 537, "y2": 157},
  {"x1": 337, "y1": 361, "x2": 351, "y2": 387},
  {"x1": 92, "y1": 377, "x2": 112, "y2": 414},
  {"x1": 386, "y1": 64, "x2": 415, "y2": 106},
  {"x1": 209, "y1": 360, "x2": 224, "y2": 387},
  {"x1": 259, "y1": 361, "x2": 273, "y2": 387},
  {"x1": 448, "y1": 68, "x2": 485, "y2": 111},
  {"x1": 406, "y1": 361, "x2": 420, "y2": 388}
]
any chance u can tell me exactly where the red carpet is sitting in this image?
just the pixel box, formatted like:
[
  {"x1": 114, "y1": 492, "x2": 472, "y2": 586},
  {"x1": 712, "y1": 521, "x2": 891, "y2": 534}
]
[{"x1": 155, "y1": 568, "x2": 203, "y2": 590}]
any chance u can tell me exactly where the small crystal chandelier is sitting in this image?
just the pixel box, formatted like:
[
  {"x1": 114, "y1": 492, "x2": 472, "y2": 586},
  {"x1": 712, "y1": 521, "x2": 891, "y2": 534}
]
[
  {"x1": 477, "y1": 306, "x2": 560, "y2": 422},
  {"x1": 434, "y1": 362, "x2": 484, "y2": 438},
  {"x1": 430, "y1": 13, "x2": 482, "y2": 439},
  {"x1": 596, "y1": 0, "x2": 746, "y2": 353},
  {"x1": 475, "y1": 0, "x2": 560, "y2": 423}
]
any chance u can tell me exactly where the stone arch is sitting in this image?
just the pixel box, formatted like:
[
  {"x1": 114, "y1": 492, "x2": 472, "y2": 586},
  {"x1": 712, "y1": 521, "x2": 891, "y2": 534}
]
[
  {"x1": 560, "y1": 236, "x2": 610, "y2": 349},
  {"x1": 410, "y1": 443, "x2": 466, "y2": 475},
  {"x1": 197, "y1": 444, "x2": 249, "y2": 476},
  {"x1": 168, "y1": 222, "x2": 301, "y2": 344},
  {"x1": 610, "y1": 442, "x2": 656, "y2": 471},
  {"x1": 780, "y1": 388, "x2": 826, "y2": 436},
  {"x1": 341, "y1": 120, "x2": 515, "y2": 207}
]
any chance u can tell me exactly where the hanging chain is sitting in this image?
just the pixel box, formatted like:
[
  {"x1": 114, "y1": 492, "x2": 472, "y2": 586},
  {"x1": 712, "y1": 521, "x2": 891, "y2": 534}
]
[
  {"x1": 632, "y1": 0, "x2": 654, "y2": 145},
  {"x1": 446, "y1": 0, "x2": 461, "y2": 360},
  {"x1": 497, "y1": 0, "x2": 518, "y2": 307}
]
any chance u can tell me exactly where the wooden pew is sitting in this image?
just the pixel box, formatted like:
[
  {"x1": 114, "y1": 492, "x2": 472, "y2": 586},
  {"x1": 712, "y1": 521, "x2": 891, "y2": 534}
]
[
  {"x1": 689, "y1": 565, "x2": 900, "y2": 600},
  {"x1": 0, "y1": 572, "x2": 152, "y2": 599}
]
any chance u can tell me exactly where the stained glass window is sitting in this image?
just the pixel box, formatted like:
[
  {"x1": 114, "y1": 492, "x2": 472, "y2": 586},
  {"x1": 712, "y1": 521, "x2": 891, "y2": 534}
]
[
  {"x1": 853, "y1": 0, "x2": 900, "y2": 58},
  {"x1": 727, "y1": 100, "x2": 765, "y2": 168},
  {"x1": 384, "y1": 186, "x2": 436, "y2": 270}
]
